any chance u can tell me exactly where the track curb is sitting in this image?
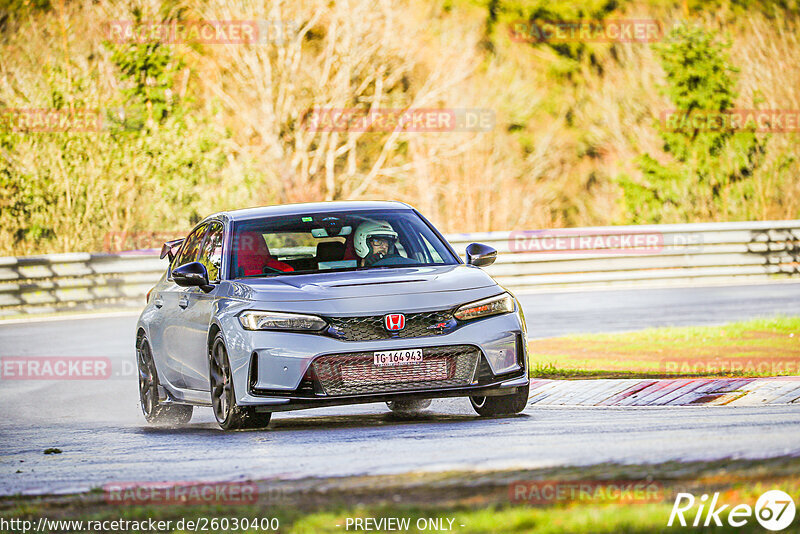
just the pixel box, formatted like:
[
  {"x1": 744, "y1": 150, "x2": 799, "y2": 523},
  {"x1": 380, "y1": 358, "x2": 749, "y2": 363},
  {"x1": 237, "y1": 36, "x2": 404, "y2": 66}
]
[{"x1": 527, "y1": 377, "x2": 800, "y2": 406}]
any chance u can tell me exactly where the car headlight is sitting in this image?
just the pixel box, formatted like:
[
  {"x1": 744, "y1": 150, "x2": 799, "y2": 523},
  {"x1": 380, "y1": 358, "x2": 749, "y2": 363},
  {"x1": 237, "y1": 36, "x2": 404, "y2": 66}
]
[
  {"x1": 453, "y1": 292, "x2": 515, "y2": 321},
  {"x1": 239, "y1": 310, "x2": 327, "y2": 331}
]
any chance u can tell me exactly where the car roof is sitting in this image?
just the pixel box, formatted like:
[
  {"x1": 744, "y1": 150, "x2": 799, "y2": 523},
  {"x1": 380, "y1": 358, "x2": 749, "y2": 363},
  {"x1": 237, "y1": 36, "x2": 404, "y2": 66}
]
[{"x1": 208, "y1": 200, "x2": 415, "y2": 223}]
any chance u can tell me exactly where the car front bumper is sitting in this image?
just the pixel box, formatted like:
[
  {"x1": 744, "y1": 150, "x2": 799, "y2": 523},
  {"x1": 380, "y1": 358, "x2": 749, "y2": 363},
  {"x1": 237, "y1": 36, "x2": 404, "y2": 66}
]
[
  {"x1": 246, "y1": 375, "x2": 530, "y2": 413},
  {"x1": 219, "y1": 310, "x2": 528, "y2": 410}
]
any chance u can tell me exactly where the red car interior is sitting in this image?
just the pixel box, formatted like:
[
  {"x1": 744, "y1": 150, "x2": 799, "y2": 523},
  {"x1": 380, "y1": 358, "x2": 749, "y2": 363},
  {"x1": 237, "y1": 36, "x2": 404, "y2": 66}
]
[{"x1": 236, "y1": 231, "x2": 294, "y2": 275}]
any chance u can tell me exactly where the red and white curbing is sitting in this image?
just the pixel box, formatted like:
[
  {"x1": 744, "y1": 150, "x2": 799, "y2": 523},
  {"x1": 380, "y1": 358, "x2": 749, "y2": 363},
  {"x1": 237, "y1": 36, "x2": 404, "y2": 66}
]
[{"x1": 527, "y1": 377, "x2": 800, "y2": 407}]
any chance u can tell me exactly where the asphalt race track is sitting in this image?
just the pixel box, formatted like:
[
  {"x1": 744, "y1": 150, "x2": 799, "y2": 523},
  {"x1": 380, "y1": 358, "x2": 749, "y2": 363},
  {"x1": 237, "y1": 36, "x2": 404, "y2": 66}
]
[
  {"x1": 2, "y1": 282, "x2": 800, "y2": 496},
  {"x1": 523, "y1": 281, "x2": 800, "y2": 337}
]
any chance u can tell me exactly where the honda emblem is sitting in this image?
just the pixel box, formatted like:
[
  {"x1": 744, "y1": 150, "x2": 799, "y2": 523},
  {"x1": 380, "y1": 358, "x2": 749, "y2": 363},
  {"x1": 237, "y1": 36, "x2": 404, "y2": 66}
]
[{"x1": 384, "y1": 313, "x2": 405, "y2": 331}]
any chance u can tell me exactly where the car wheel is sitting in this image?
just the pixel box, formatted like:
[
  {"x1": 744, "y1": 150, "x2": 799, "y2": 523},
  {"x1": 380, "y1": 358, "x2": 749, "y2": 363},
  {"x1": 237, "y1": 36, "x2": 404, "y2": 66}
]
[
  {"x1": 137, "y1": 336, "x2": 193, "y2": 424},
  {"x1": 386, "y1": 399, "x2": 432, "y2": 413},
  {"x1": 469, "y1": 383, "x2": 529, "y2": 417},
  {"x1": 209, "y1": 332, "x2": 272, "y2": 430}
]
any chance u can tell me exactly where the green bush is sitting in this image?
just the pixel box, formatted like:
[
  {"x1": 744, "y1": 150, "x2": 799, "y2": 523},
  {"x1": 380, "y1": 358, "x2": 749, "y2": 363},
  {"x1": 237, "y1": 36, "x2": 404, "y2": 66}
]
[{"x1": 622, "y1": 24, "x2": 767, "y2": 223}]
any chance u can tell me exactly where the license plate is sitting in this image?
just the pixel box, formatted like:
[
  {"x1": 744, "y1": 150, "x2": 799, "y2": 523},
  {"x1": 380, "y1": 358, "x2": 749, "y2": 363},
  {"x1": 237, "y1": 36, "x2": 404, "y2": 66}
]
[{"x1": 373, "y1": 349, "x2": 423, "y2": 367}]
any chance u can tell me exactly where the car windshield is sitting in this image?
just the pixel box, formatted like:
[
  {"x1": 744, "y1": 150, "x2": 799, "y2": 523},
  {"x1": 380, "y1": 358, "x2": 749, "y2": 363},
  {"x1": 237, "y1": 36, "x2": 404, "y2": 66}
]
[{"x1": 229, "y1": 209, "x2": 458, "y2": 278}]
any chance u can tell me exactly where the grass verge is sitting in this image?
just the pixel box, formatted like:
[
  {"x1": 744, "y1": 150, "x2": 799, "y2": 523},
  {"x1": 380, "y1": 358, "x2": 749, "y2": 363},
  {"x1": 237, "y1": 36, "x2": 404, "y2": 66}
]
[
  {"x1": 528, "y1": 316, "x2": 800, "y2": 379},
  {"x1": 2, "y1": 457, "x2": 799, "y2": 533}
]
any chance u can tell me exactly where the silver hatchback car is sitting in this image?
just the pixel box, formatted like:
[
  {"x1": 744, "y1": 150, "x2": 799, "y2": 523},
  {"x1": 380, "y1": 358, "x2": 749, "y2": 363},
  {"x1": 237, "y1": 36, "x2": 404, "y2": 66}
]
[{"x1": 136, "y1": 201, "x2": 529, "y2": 430}]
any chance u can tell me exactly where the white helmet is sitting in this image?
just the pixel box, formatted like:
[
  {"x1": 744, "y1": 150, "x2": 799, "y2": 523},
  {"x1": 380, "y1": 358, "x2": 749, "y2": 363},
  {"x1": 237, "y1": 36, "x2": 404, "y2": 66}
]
[{"x1": 354, "y1": 219, "x2": 398, "y2": 258}]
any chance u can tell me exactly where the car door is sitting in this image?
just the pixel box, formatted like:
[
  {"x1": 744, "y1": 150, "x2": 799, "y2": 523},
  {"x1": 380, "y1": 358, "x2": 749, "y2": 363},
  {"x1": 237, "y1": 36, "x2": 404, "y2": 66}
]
[
  {"x1": 157, "y1": 223, "x2": 207, "y2": 388},
  {"x1": 180, "y1": 222, "x2": 224, "y2": 390}
]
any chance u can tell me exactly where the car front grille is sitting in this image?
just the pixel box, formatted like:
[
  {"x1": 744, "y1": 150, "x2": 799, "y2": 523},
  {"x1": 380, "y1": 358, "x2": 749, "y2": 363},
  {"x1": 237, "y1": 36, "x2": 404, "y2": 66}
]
[
  {"x1": 310, "y1": 345, "x2": 480, "y2": 396},
  {"x1": 324, "y1": 310, "x2": 456, "y2": 341}
]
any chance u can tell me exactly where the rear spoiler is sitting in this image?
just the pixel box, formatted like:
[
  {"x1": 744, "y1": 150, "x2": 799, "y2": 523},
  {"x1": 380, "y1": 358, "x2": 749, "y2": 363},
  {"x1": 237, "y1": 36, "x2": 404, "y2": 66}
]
[{"x1": 160, "y1": 238, "x2": 185, "y2": 261}]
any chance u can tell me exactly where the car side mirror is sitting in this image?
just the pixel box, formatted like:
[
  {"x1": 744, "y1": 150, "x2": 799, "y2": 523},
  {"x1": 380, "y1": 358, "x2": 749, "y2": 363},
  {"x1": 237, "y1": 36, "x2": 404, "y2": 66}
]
[
  {"x1": 172, "y1": 262, "x2": 214, "y2": 292},
  {"x1": 465, "y1": 243, "x2": 497, "y2": 267},
  {"x1": 160, "y1": 238, "x2": 185, "y2": 262}
]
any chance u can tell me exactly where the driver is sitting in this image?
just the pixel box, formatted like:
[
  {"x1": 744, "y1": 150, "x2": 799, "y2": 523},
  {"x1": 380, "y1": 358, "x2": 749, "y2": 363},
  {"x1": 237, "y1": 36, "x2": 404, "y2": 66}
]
[{"x1": 354, "y1": 219, "x2": 399, "y2": 267}]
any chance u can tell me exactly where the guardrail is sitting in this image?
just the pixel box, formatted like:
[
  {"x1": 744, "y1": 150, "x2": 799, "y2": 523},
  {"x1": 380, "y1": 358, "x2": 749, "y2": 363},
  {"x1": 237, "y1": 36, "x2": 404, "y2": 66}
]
[
  {"x1": 1, "y1": 220, "x2": 798, "y2": 317},
  {"x1": 448, "y1": 220, "x2": 800, "y2": 292},
  {"x1": 0, "y1": 253, "x2": 163, "y2": 316}
]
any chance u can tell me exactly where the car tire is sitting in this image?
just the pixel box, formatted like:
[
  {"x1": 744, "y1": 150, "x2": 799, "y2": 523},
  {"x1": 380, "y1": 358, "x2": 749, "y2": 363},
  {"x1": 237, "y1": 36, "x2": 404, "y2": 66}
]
[
  {"x1": 469, "y1": 383, "x2": 529, "y2": 417},
  {"x1": 386, "y1": 399, "x2": 432, "y2": 413},
  {"x1": 137, "y1": 336, "x2": 193, "y2": 425},
  {"x1": 209, "y1": 332, "x2": 272, "y2": 431}
]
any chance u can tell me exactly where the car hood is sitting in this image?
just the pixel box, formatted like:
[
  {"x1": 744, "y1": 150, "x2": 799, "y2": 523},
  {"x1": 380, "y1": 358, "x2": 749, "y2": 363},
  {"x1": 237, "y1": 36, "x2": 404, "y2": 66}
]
[{"x1": 222, "y1": 264, "x2": 503, "y2": 314}]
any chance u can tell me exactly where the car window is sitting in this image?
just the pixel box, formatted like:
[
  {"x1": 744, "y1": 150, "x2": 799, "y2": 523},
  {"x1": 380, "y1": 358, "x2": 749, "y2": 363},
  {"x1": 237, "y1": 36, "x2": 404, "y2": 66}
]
[
  {"x1": 230, "y1": 209, "x2": 457, "y2": 278},
  {"x1": 262, "y1": 232, "x2": 318, "y2": 258},
  {"x1": 173, "y1": 224, "x2": 207, "y2": 269},
  {"x1": 419, "y1": 234, "x2": 444, "y2": 263},
  {"x1": 198, "y1": 223, "x2": 224, "y2": 282}
]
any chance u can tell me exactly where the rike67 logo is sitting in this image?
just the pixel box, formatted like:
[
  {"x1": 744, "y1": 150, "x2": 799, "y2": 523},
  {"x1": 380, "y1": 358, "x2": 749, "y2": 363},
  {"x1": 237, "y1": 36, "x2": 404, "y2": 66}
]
[{"x1": 669, "y1": 490, "x2": 796, "y2": 531}]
